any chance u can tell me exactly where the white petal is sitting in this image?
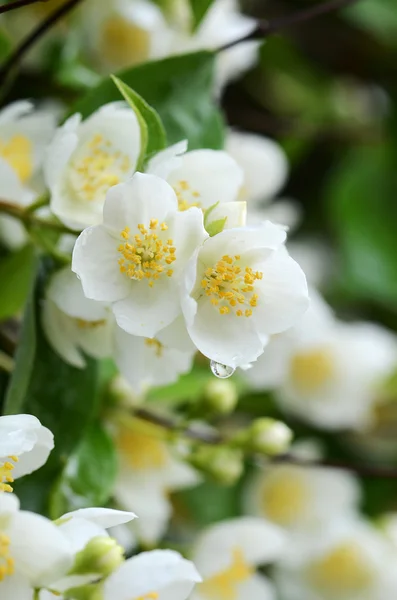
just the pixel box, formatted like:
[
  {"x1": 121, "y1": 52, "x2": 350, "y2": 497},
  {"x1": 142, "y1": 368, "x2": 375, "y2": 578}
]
[
  {"x1": 0, "y1": 575, "x2": 33, "y2": 600},
  {"x1": 9, "y1": 511, "x2": 73, "y2": 587},
  {"x1": 47, "y1": 267, "x2": 109, "y2": 320},
  {"x1": 0, "y1": 492, "x2": 20, "y2": 515},
  {"x1": 166, "y1": 149, "x2": 243, "y2": 209},
  {"x1": 235, "y1": 573, "x2": 276, "y2": 600},
  {"x1": 208, "y1": 201, "x2": 247, "y2": 229},
  {"x1": 41, "y1": 299, "x2": 86, "y2": 368},
  {"x1": 226, "y1": 130, "x2": 288, "y2": 204},
  {"x1": 61, "y1": 507, "x2": 137, "y2": 529},
  {"x1": 156, "y1": 315, "x2": 196, "y2": 353},
  {"x1": 103, "y1": 550, "x2": 201, "y2": 600},
  {"x1": 12, "y1": 426, "x2": 54, "y2": 478},
  {"x1": 0, "y1": 101, "x2": 33, "y2": 124},
  {"x1": 57, "y1": 517, "x2": 109, "y2": 554},
  {"x1": 44, "y1": 114, "x2": 81, "y2": 190},
  {"x1": 0, "y1": 415, "x2": 41, "y2": 457},
  {"x1": 0, "y1": 158, "x2": 26, "y2": 203},
  {"x1": 147, "y1": 140, "x2": 188, "y2": 179},
  {"x1": 72, "y1": 225, "x2": 131, "y2": 302}
]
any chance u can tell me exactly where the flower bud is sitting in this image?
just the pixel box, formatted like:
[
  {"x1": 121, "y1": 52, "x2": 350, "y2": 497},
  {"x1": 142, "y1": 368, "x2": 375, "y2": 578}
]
[
  {"x1": 71, "y1": 536, "x2": 124, "y2": 577},
  {"x1": 202, "y1": 379, "x2": 238, "y2": 415},
  {"x1": 189, "y1": 445, "x2": 243, "y2": 485},
  {"x1": 247, "y1": 418, "x2": 293, "y2": 456}
]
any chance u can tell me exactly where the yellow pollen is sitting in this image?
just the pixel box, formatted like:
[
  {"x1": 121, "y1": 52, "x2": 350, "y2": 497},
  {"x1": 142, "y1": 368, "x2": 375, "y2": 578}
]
[
  {"x1": 101, "y1": 16, "x2": 151, "y2": 69},
  {"x1": 75, "y1": 318, "x2": 107, "y2": 330},
  {"x1": 135, "y1": 594, "x2": 159, "y2": 600},
  {"x1": 289, "y1": 347, "x2": 335, "y2": 394},
  {"x1": 69, "y1": 132, "x2": 131, "y2": 202},
  {"x1": 202, "y1": 256, "x2": 262, "y2": 318},
  {"x1": 200, "y1": 548, "x2": 253, "y2": 600},
  {"x1": 0, "y1": 135, "x2": 33, "y2": 182},
  {"x1": 145, "y1": 338, "x2": 164, "y2": 357},
  {"x1": 261, "y1": 468, "x2": 309, "y2": 525},
  {"x1": 118, "y1": 222, "x2": 175, "y2": 287},
  {"x1": 307, "y1": 542, "x2": 374, "y2": 593},
  {"x1": 0, "y1": 456, "x2": 18, "y2": 493},
  {"x1": 0, "y1": 533, "x2": 14, "y2": 581},
  {"x1": 173, "y1": 179, "x2": 201, "y2": 211},
  {"x1": 117, "y1": 423, "x2": 167, "y2": 470}
]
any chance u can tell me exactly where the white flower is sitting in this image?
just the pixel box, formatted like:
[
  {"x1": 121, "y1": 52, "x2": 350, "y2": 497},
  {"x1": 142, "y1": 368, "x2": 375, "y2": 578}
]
[
  {"x1": 79, "y1": 0, "x2": 172, "y2": 73},
  {"x1": 42, "y1": 266, "x2": 113, "y2": 368},
  {"x1": 274, "y1": 517, "x2": 397, "y2": 600},
  {"x1": 115, "y1": 315, "x2": 196, "y2": 391},
  {"x1": 0, "y1": 101, "x2": 56, "y2": 249},
  {"x1": 72, "y1": 173, "x2": 208, "y2": 337},
  {"x1": 181, "y1": 222, "x2": 309, "y2": 368},
  {"x1": 0, "y1": 493, "x2": 73, "y2": 595},
  {"x1": 243, "y1": 463, "x2": 360, "y2": 532},
  {"x1": 45, "y1": 103, "x2": 142, "y2": 230},
  {"x1": 225, "y1": 129, "x2": 300, "y2": 229},
  {"x1": 288, "y1": 238, "x2": 335, "y2": 290},
  {"x1": 246, "y1": 291, "x2": 397, "y2": 430},
  {"x1": 111, "y1": 415, "x2": 200, "y2": 545},
  {"x1": 0, "y1": 415, "x2": 54, "y2": 492},
  {"x1": 190, "y1": 517, "x2": 286, "y2": 600},
  {"x1": 147, "y1": 141, "x2": 246, "y2": 229},
  {"x1": 103, "y1": 549, "x2": 201, "y2": 600}
]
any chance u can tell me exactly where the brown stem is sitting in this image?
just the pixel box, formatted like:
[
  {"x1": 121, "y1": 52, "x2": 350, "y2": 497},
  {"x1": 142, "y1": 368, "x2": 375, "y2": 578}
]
[
  {"x1": 218, "y1": 0, "x2": 362, "y2": 51},
  {"x1": 0, "y1": 0, "x2": 51, "y2": 14},
  {"x1": 0, "y1": 0, "x2": 85, "y2": 83}
]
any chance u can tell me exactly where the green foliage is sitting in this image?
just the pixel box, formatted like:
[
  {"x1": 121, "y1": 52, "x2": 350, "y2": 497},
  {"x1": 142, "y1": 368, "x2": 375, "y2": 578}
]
[
  {"x1": 0, "y1": 244, "x2": 38, "y2": 323},
  {"x1": 50, "y1": 422, "x2": 117, "y2": 519},
  {"x1": 189, "y1": 0, "x2": 214, "y2": 30},
  {"x1": 327, "y1": 145, "x2": 397, "y2": 309},
  {"x1": 74, "y1": 51, "x2": 224, "y2": 150},
  {"x1": 176, "y1": 479, "x2": 241, "y2": 526},
  {"x1": 206, "y1": 217, "x2": 227, "y2": 237}
]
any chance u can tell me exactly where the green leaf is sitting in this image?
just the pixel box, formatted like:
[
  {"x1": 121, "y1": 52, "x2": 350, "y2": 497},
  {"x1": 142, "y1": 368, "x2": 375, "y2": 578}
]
[
  {"x1": 0, "y1": 244, "x2": 38, "y2": 322},
  {"x1": 176, "y1": 479, "x2": 241, "y2": 526},
  {"x1": 112, "y1": 75, "x2": 167, "y2": 160},
  {"x1": 74, "y1": 51, "x2": 224, "y2": 150},
  {"x1": 206, "y1": 217, "x2": 227, "y2": 237},
  {"x1": 203, "y1": 201, "x2": 219, "y2": 227},
  {"x1": 189, "y1": 0, "x2": 214, "y2": 30},
  {"x1": 327, "y1": 145, "x2": 397, "y2": 308},
  {"x1": 49, "y1": 422, "x2": 117, "y2": 519}
]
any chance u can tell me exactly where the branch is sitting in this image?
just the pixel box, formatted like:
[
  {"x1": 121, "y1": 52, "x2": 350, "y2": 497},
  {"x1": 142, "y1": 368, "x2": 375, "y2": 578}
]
[
  {"x1": 0, "y1": 0, "x2": 85, "y2": 83},
  {"x1": 0, "y1": 200, "x2": 74, "y2": 234},
  {"x1": 218, "y1": 0, "x2": 362, "y2": 52},
  {"x1": 0, "y1": 0, "x2": 50, "y2": 14},
  {"x1": 134, "y1": 407, "x2": 397, "y2": 479}
]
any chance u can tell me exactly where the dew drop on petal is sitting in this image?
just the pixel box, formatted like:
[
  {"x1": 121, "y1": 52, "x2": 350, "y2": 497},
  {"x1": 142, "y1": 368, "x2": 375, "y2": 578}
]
[{"x1": 210, "y1": 360, "x2": 236, "y2": 379}]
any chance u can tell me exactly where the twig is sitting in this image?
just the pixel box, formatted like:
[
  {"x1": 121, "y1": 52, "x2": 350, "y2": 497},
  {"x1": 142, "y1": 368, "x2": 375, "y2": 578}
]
[
  {"x1": 218, "y1": 0, "x2": 362, "y2": 52},
  {"x1": 0, "y1": 199, "x2": 74, "y2": 234},
  {"x1": 134, "y1": 406, "x2": 397, "y2": 479},
  {"x1": 0, "y1": 0, "x2": 85, "y2": 83},
  {"x1": 0, "y1": 0, "x2": 50, "y2": 15}
]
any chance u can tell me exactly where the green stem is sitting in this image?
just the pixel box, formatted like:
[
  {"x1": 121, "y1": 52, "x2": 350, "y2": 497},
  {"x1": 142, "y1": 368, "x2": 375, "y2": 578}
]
[
  {"x1": 0, "y1": 350, "x2": 14, "y2": 373},
  {"x1": 0, "y1": 200, "x2": 75, "y2": 235},
  {"x1": 25, "y1": 192, "x2": 50, "y2": 215}
]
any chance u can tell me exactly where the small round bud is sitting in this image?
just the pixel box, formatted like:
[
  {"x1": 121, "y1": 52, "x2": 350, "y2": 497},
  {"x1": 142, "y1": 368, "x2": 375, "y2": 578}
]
[
  {"x1": 189, "y1": 445, "x2": 243, "y2": 485},
  {"x1": 249, "y1": 418, "x2": 293, "y2": 456},
  {"x1": 71, "y1": 536, "x2": 124, "y2": 577},
  {"x1": 202, "y1": 379, "x2": 238, "y2": 415}
]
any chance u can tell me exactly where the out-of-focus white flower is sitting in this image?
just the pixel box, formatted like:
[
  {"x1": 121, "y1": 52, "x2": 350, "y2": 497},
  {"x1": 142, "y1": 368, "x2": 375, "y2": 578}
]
[
  {"x1": 288, "y1": 238, "x2": 335, "y2": 290},
  {"x1": 72, "y1": 173, "x2": 208, "y2": 337},
  {"x1": 115, "y1": 315, "x2": 196, "y2": 391},
  {"x1": 45, "y1": 103, "x2": 142, "y2": 230},
  {"x1": 226, "y1": 129, "x2": 301, "y2": 229},
  {"x1": 243, "y1": 464, "x2": 360, "y2": 532},
  {"x1": 148, "y1": 141, "x2": 246, "y2": 229},
  {"x1": 42, "y1": 267, "x2": 113, "y2": 368},
  {"x1": 0, "y1": 101, "x2": 56, "y2": 249},
  {"x1": 190, "y1": 517, "x2": 286, "y2": 600},
  {"x1": 111, "y1": 415, "x2": 200, "y2": 545},
  {"x1": 102, "y1": 549, "x2": 201, "y2": 600},
  {"x1": 79, "y1": 0, "x2": 172, "y2": 73},
  {"x1": 274, "y1": 517, "x2": 397, "y2": 600},
  {"x1": 246, "y1": 290, "x2": 397, "y2": 430},
  {"x1": 182, "y1": 222, "x2": 309, "y2": 368},
  {"x1": 0, "y1": 415, "x2": 54, "y2": 492},
  {"x1": 0, "y1": 493, "x2": 73, "y2": 595}
]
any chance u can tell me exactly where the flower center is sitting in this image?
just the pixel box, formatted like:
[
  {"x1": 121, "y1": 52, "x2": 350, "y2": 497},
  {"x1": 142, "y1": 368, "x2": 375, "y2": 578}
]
[
  {"x1": 307, "y1": 542, "x2": 374, "y2": 593},
  {"x1": 135, "y1": 594, "x2": 158, "y2": 600},
  {"x1": 0, "y1": 135, "x2": 33, "y2": 182},
  {"x1": 289, "y1": 347, "x2": 335, "y2": 394},
  {"x1": 0, "y1": 456, "x2": 18, "y2": 493},
  {"x1": 75, "y1": 318, "x2": 107, "y2": 330},
  {"x1": 117, "y1": 425, "x2": 167, "y2": 470},
  {"x1": 173, "y1": 180, "x2": 201, "y2": 211},
  {"x1": 145, "y1": 338, "x2": 164, "y2": 357},
  {"x1": 118, "y1": 220, "x2": 176, "y2": 287},
  {"x1": 69, "y1": 133, "x2": 131, "y2": 202},
  {"x1": 101, "y1": 17, "x2": 150, "y2": 69},
  {"x1": 201, "y1": 255, "x2": 262, "y2": 317},
  {"x1": 200, "y1": 548, "x2": 253, "y2": 600},
  {"x1": 261, "y1": 469, "x2": 309, "y2": 525},
  {"x1": 0, "y1": 533, "x2": 14, "y2": 581}
]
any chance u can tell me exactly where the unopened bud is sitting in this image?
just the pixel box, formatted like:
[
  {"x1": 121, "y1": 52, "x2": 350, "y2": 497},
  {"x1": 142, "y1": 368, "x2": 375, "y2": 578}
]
[
  {"x1": 202, "y1": 379, "x2": 238, "y2": 415},
  {"x1": 248, "y1": 418, "x2": 293, "y2": 456},
  {"x1": 189, "y1": 445, "x2": 243, "y2": 485},
  {"x1": 71, "y1": 536, "x2": 124, "y2": 577}
]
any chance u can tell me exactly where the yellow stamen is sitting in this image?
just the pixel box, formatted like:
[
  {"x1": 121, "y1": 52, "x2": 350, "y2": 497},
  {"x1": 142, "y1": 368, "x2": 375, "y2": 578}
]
[
  {"x1": 0, "y1": 533, "x2": 14, "y2": 581},
  {"x1": 0, "y1": 456, "x2": 18, "y2": 493},
  {"x1": 173, "y1": 180, "x2": 201, "y2": 211},
  {"x1": 200, "y1": 548, "x2": 253, "y2": 600},
  {"x1": 289, "y1": 347, "x2": 335, "y2": 393},
  {"x1": 0, "y1": 135, "x2": 33, "y2": 182},
  {"x1": 145, "y1": 338, "x2": 163, "y2": 358}
]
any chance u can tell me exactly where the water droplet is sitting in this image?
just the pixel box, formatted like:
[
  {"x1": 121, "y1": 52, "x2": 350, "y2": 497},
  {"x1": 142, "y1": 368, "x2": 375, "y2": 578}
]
[{"x1": 210, "y1": 360, "x2": 236, "y2": 379}]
